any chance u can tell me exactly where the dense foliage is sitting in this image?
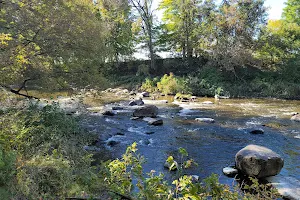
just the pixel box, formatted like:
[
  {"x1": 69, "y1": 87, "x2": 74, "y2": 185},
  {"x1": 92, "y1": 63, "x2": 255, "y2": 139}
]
[{"x1": 0, "y1": 102, "x2": 100, "y2": 199}]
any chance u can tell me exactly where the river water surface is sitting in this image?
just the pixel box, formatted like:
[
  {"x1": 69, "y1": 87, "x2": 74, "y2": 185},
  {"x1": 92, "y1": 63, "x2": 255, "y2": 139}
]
[{"x1": 81, "y1": 97, "x2": 300, "y2": 186}]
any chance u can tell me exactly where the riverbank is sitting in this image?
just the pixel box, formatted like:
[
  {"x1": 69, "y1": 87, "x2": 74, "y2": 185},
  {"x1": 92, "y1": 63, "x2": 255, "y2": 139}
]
[{"x1": 1, "y1": 87, "x2": 300, "y2": 199}]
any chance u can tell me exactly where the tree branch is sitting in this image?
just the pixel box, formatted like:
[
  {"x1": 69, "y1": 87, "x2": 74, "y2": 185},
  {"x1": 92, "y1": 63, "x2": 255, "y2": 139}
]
[{"x1": 1, "y1": 79, "x2": 39, "y2": 99}]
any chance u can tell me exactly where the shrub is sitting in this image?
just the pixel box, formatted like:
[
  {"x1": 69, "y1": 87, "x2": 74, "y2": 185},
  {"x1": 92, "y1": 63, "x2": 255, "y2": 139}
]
[
  {"x1": 103, "y1": 143, "x2": 280, "y2": 200},
  {"x1": 141, "y1": 77, "x2": 159, "y2": 93},
  {"x1": 157, "y1": 73, "x2": 184, "y2": 95},
  {"x1": 0, "y1": 145, "x2": 16, "y2": 188},
  {"x1": 0, "y1": 103, "x2": 100, "y2": 199}
]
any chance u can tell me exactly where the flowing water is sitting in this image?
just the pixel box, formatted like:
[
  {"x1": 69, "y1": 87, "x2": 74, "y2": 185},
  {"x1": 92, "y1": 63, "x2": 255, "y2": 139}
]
[{"x1": 81, "y1": 97, "x2": 300, "y2": 185}]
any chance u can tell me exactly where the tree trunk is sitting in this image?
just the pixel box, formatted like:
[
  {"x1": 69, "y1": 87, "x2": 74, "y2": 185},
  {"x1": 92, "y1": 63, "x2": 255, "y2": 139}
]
[{"x1": 147, "y1": 22, "x2": 155, "y2": 70}]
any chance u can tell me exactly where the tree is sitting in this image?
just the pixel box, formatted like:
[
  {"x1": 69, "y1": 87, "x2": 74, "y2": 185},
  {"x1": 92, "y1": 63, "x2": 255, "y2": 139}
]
[
  {"x1": 129, "y1": 0, "x2": 156, "y2": 70},
  {"x1": 159, "y1": 0, "x2": 203, "y2": 59},
  {"x1": 209, "y1": 0, "x2": 268, "y2": 72},
  {"x1": 0, "y1": 0, "x2": 110, "y2": 91},
  {"x1": 256, "y1": 0, "x2": 300, "y2": 68},
  {"x1": 282, "y1": 0, "x2": 300, "y2": 25},
  {"x1": 97, "y1": 0, "x2": 134, "y2": 61}
]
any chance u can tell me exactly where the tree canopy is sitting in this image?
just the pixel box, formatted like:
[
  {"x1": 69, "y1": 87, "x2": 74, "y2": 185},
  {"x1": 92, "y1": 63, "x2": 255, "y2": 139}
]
[{"x1": 0, "y1": 0, "x2": 298, "y2": 90}]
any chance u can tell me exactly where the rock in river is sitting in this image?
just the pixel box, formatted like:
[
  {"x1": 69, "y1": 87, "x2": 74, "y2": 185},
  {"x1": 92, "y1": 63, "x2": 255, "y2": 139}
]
[
  {"x1": 223, "y1": 166, "x2": 238, "y2": 177},
  {"x1": 249, "y1": 128, "x2": 264, "y2": 134},
  {"x1": 133, "y1": 105, "x2": 158, "y2": 118},
  {"x1": 235, "y1": 145, "x2": 284, "y2": 178},
  {"x1": 129, "y1": 98, "x2": 144, "y2": 106},
  {"x1": 107, "y1": 140, "x2": 120, "y2": 147},
  {"x1": 291, "y1": 113, "x2": 300, "y2": 122},
  {"x1": 102, "y1": 110, "x2": 115, "y2": 116},
  {"x1": 139, "y1": 92, "x2": 150, "y2": 97},
  {"x1": 195, "y1": 118, "x2": 215, "y2": 123},
  {"x1": 143, "y1": 117, "x2": 163, "y2": 126}
]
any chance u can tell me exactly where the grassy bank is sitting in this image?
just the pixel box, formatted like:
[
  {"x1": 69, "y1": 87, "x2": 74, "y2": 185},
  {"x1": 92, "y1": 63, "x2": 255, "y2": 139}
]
[{"x1": 106, "y1": 58, "x2": 300, "y2": 100}]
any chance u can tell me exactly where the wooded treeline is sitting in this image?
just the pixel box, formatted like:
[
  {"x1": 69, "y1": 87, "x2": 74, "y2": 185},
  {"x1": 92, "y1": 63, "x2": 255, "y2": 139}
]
[{"x1": 0, "y1": 0, "x2": 299, "y2": 96}]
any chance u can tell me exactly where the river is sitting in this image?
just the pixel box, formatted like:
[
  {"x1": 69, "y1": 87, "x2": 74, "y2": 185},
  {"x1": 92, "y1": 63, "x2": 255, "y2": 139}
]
[{"x1": 81, "y1": 96, "x2": 300, "y2": 186}]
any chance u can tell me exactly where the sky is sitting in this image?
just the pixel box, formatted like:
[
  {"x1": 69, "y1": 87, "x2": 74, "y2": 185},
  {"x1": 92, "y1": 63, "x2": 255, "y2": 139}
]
[
  {"x1": 265, "y1": 0, "x2": 287, "y2": 19},
  {"x1": 153, "y1": 0, "x2": 287, "y2": 20}
]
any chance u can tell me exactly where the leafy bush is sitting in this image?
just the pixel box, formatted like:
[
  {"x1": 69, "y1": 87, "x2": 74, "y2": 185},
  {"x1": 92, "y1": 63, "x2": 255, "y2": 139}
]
[
  {"x1": 157, "y1": 73, "x2": 185, "y2": 95},
  {"x1": 103, "y1": 143, "x2": 280, "y2": 200},
  {"x1": 16, "y1": 152, "x2": 72, "y2": 199},
  {"x1": 141, "y1": 77, "x2": 159, "y2": 93},
  {"x1": 0, "y1": 103, "x2": 100, "y2": 199},
  {"x1": 0, "y1": 145, "x2": 16, "y2": 187}
]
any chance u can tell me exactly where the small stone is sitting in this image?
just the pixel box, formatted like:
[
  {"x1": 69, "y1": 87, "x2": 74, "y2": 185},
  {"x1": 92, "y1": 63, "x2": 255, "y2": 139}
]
[
  {"x1": 129, "y1": 99, "x2": 144, "y2": 106},
  {"x1": 128, "y1": 101, "x2": 137, "y2": 106},
  {"x1": 143, "y1": 117, "x2": 163, "y2": 126},
  {"x1": 107, "y1": 140, "x2": 120, "y2": 147},
  {"x1": 116, "y1": 132, "x2": 125, "y2": 136},
  {"x1": 164, "y1": 161, "x2": 178, "y2": 171},
  {"x1": 191, "y1": 175, "x2": 200, "y2": 183},
  {"x1": 140, "y1": 92, "x2": 150, "y2": 97},
  {"x1": 102, "y1": 110, "x2": 115, "y2": 116},
  {"x1": 202, "y1": 101, "x2": 214, "y2": 104},
  {"x1": 129, "y1": 91, "x2": 136, "y2": 95},
  {"x1": 223, "y1": 167, "x2": 238, "y2": 177},
  {"x1": 130, "y1": 117, "x2": 141, "y2": 120},
  {"x1": 145, "y1": 131, "x2": 155, "y2": 135},
  {"x1": 249, "y1": 128, "x2": 264, "y2": 134},
  {"x1": 195, "y1": 118, "x2": 215, "y2": 123},
  {"x1": 112, "y1": 106, "x2": 124, "y2": 110},
  {"x1": 291, "y1": 114, "x2": 300, "y2": 122},
  {"x1": 149, "y1": 119, "x2": 163, "y2": 126}
]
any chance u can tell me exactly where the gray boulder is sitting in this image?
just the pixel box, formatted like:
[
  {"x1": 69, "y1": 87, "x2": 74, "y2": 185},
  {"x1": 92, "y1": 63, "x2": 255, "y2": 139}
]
[
  {"x1": 291, "y1": 114, "x2": 300, "y2": 122},
  {"x1": 143, "y1": 117, "x2": 163, "y2": 126},
  {"x1": 133, "y1": 105, "x2": 158, "y2": 118},
  {"x1": 102, "y1": 110, "x2": 115, "y2": 116},
  {"x1": 128, "y1": 98, "x2": 144, "y2": 106},
  {"x1": 249, "y1": 128, "x2": 264, "y2": 134},
  {"x1": 235, "y1": 145, "x2": 284, "y2": 178},
  {"x1": 139, "y1": 92, "x2": 150, "y2": 97}
]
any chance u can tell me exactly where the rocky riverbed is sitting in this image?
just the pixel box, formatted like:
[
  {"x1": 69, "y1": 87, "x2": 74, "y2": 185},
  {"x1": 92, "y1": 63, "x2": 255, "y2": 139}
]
[{"x1": 29, "y1": 89, "x2": 300, "y2": 199}]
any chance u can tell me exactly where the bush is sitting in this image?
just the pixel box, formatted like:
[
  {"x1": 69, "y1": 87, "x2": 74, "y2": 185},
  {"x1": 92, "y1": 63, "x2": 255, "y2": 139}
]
[
  {"x1": 0, "y1": 103, "x2": 100, "y2": 199},
  {"x1": 103, "y1": 143, "x2": 280, "y2": 200},
  {"x1": 157, "y1": 73, "x2": 185, "y2": 95},
  {"x1": 141, "y1": 77, "x2": 159, "y2": 93},
  {"x1": 0, "y1": 145, "x2": 16, "y2": 188}
]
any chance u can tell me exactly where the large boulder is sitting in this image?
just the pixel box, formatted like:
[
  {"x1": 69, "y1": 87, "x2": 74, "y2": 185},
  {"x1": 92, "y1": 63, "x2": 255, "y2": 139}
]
[
  {"x1": 235, "y1": 145, "x2": 284, "y2": 178},
  {"x1": 133, "y1": 105, "x2": 158, "y2": 118},
  {"x1": 291, "y1": 114, "x2": 300, "y2": 122}
]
